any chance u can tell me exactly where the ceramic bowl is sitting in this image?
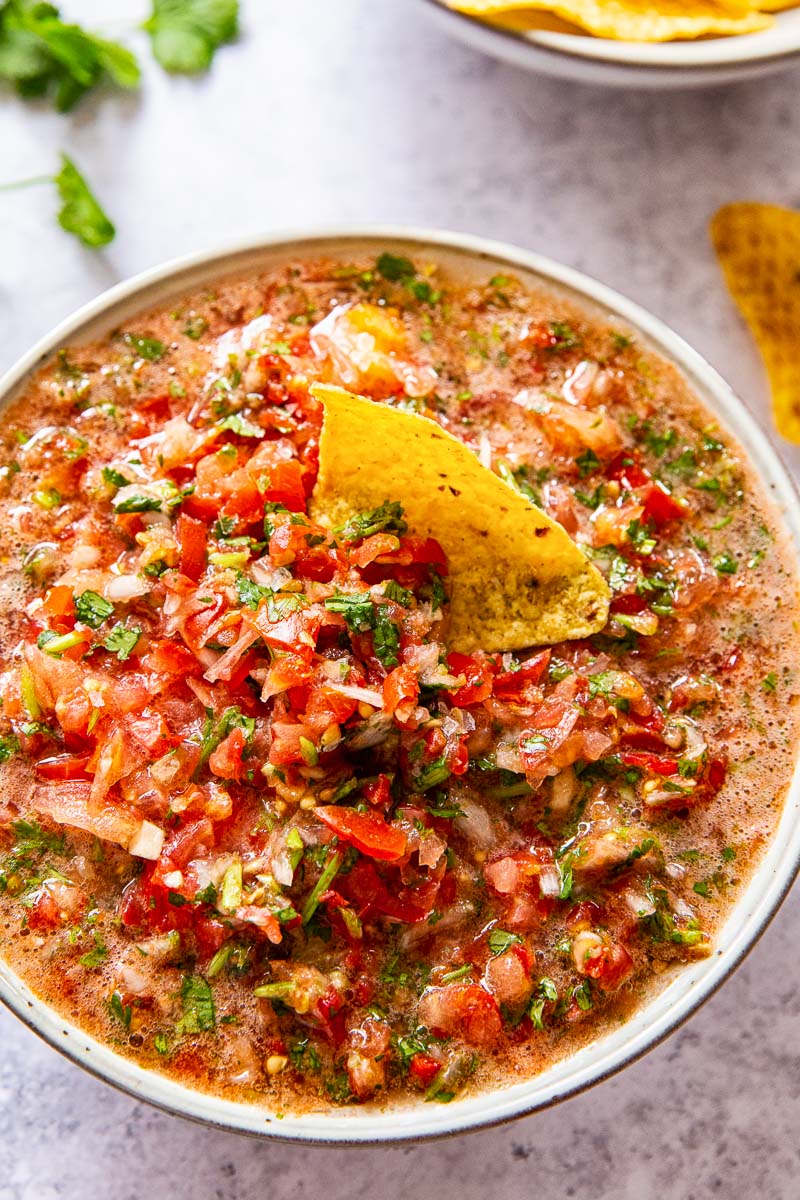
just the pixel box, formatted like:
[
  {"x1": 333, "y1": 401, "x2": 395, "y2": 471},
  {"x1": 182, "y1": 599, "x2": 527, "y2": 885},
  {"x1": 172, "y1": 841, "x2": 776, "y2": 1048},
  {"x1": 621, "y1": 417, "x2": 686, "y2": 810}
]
[
  {"x1": 418, "y1": 0, "x2": 800, "y2": 88},
  {"x1": 1, "y1": 228, "x2": 799, "y2": 1142}
]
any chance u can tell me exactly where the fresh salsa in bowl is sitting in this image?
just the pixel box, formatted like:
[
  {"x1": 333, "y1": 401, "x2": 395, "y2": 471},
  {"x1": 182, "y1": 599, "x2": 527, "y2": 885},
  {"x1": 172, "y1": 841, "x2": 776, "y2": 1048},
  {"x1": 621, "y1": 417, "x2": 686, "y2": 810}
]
[{"x1": 0, "y1": 240, "x2": 798, "y2": 1120}]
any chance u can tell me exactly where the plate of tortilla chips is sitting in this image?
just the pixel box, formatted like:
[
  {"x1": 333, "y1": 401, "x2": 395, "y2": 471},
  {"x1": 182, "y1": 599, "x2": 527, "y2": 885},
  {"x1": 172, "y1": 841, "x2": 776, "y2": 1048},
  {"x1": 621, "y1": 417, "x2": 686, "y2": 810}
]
[{"x1": 419, "y1": 0, "x2": 800, "y2": 86}]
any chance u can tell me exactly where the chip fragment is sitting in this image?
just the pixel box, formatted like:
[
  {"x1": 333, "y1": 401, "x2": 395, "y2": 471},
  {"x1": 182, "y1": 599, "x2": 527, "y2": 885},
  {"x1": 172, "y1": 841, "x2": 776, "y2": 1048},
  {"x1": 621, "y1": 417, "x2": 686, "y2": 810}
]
[
  {"x1": 309, "y1": 384, "x2": 610, "y2": 653},
  {"x1": 448, "y1": 0, "x2": 773, "y2": 41},
  {"x1": 711, "y1": 203, "x2": 800, "y2": 445}
]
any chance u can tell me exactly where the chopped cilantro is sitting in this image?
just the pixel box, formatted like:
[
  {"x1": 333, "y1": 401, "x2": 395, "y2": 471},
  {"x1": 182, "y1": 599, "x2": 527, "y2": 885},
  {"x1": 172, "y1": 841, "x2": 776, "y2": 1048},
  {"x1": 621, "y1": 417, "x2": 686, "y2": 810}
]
[
  {"x1": 102, "y1": 624, "x2": 141, "y2": 661},
  {"x1": 712, "y1": 551, "x2": 738, "y2": 575},
  {"x1": 575, "y1": 449, "x2": 600, "y2": 478},
  {"x1": 102, "y1": 467, "x2": 131, "y2": 489},
  {"x1": 376, "y1": 252, "x2": 415, "y2": 282},
  {"x1": 487, "y1": 929, "x2": 522, "y2": 956},
  {"x1": 176, "y1": 974, "x2": 216, "y2": 1035},
  {"x1": 74, "y1": 590, "x2": 113, "y2": 629},
  {"x1": 336, "y1": 500, "x2": 407, "y2": 543},
  {"x1": 123, "y1": 333, "x2": 165, "y2": 362}
]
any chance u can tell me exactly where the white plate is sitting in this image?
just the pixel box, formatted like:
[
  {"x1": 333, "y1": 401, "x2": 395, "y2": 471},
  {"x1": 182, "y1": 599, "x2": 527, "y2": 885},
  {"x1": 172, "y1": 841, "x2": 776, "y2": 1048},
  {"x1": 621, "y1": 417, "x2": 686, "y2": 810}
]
[
  {"x1": 1, "y1": 227, "x2": 800, "y2": 1143},
  {"x1": 419, "y1": 0, "x2": 800, "y2": 87}
]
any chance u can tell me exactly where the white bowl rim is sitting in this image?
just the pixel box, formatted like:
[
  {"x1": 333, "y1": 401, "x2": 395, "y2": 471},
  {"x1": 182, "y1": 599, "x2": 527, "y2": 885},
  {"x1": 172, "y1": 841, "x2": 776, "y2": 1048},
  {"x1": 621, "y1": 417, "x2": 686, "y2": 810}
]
[
  {"x1": 418, "y1": 0, "x2": 800, "y2": 80},
  {"x1": 2, "y1": 224, "x2": 800, "y2": 1145}
]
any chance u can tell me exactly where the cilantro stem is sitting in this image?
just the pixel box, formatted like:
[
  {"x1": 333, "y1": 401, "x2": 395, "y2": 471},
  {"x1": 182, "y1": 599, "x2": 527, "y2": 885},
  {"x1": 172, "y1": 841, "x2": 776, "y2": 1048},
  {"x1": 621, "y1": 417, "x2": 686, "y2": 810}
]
[
  {"x1": 302, "y1": 849, "x2": 343, "y2": 925},
  {"x1": 0, "y1": 175, "x2": 53, "y2": 192}
]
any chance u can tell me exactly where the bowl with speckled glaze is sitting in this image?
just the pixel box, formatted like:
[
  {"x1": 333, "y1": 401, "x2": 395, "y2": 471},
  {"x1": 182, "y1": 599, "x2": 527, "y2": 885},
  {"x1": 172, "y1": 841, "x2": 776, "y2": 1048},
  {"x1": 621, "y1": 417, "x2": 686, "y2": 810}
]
[{"x1": 1, "y1": 227, "x2": 799, "y2": 1143}]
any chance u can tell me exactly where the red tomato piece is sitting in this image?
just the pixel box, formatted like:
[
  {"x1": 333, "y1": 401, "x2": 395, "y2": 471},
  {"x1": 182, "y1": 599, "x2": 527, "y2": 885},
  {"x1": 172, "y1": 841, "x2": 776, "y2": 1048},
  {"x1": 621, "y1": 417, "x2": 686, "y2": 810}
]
[
  {"x1": 315, "y1": 806, "x2": 407, "y2": 862},
  {"x1": 383, "y1": 664, "x2": 419, "y2": 725},
  {"x1": 620, "y1": 750, "x2": 680, "y2": 775},
  {"x1": 493, "y1": 650, "x2": 551, "y2": 703},
  {"x1": 208, "y1": 726, "x2": 246, "y2": 781},
  {"x1": 409, "y1": 1053, "x2": 442, "y2": 1086},
  {"x1": 176, "y1": 513, "x2": 208, "y2": 581},
  {"x1": 262, "y1": 459, "x2": 307, "y2": 512},
  {"x1": 640, "y1": 481, "x2": 686, "y2": 525},
  {"x1": 447, "y1": 652, "x2": 493, "y2": 707},
  {"x1": 35, "y1": 753, "x2": 91, "y2": 781},
  {"x1": 40, "y1": 584, "x2": 75, "y2": 624}
]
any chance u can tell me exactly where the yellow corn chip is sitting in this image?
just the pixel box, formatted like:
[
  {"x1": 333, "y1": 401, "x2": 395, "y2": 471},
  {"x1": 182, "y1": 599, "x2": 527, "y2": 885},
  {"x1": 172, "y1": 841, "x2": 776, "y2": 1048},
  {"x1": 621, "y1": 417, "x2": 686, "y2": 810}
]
[
  {"x1": 449, "y1": 0, "x2": 771, "y2": 41},
  {"x1": 711, "y1": 203, "x2": 800, "y2": 445},
  {"x1": 309, "y1": 384, "x2": 610, "y2": 653}
]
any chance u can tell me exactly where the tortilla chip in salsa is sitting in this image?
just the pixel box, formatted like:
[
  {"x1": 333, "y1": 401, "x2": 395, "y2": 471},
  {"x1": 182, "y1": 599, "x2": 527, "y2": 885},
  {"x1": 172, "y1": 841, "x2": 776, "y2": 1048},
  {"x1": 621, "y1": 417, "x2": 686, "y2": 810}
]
[{"x1": 310, "y1": 383, "x2": 610, "y2": 653}]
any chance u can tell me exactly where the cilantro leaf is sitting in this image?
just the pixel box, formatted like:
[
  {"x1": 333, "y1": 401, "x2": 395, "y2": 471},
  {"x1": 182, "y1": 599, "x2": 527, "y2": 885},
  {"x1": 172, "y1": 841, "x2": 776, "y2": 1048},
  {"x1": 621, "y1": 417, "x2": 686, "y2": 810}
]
[
  {"x1": 487, "y1": 929, "x2": 522, "y2": 956},
  {"x1": 74, "y1": 589, "x2": 113, "y2": 629},
  {"x1": 0, "y1": 1, "x2": 139, "y2": 112},
  {"x1": 336, "y1": 500, "x2": 407, "y2": 543},
  {"x1": 0, "y1": 733, "x2": 19, "y2": 763},
  {"x1": 217, "y1": 413, "x2": 263, "y2": 438},
  {"x1": 54, "y1": 154, "x2": 115, "y2": 248},
  {"x1": 123, "y1": 332, "x2": 165, "y2": 361},
  {"x1": 143, "y1": 0, "x2": 239, "y2": 74},
  {"x1": 376, "y1": 252, "x2": 416, "y2": 282},
  {"x1": 103, "y1": 624, "x2": 141, "y2": 661},
  {"x1": 324, "y1": 591, "x2": 374, "y2": 633},
  {"x1": 102, "y1": 466, "x2": 131, "y2": 489},
  {"x1": 235, "y1": 571, "x2": 271, "y2": 610},
  {"x1": 373, "y1": 606, "x2": 399, "y2": 668},
  {"x1": 176, "y1": 973, "x2": 216, "y2": 1035}
]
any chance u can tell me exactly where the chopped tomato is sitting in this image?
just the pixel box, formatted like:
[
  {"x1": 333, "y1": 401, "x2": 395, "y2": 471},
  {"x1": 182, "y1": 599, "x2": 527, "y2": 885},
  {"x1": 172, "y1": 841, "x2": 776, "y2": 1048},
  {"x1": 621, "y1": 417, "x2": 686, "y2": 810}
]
[
  {"x1": 447, "y1": 652, "x2": 493, "y2": 706},
  {"x1": 315, "y1": 806, "x2": 407, "y2": 862},
  {"x1": 35, "y1": 753, "x2": 91, "y2": 781},
  {"x1": 176, "y1": 513, "x2": 208, "y2": 581},
  {"x1": 208, "y1": 726, "x2": 246, "y2": 781}
]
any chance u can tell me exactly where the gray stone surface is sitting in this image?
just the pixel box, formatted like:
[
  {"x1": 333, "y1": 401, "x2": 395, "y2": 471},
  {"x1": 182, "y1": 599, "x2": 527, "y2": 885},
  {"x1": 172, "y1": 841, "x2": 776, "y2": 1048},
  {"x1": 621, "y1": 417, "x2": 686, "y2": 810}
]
[{"x1": 1, "y1": 1, "x2": 799, "y2": 1196}]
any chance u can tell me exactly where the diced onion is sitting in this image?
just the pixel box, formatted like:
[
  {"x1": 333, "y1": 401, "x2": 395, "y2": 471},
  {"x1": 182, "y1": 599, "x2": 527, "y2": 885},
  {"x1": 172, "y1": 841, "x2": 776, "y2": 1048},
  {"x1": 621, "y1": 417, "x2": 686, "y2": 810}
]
[
  {"x1": 453, "y1": 798, "x2": 493, "y2": 848},
  {"x1": 327, "y1": 682, "x2": 384, "y2": 708},
  {"x1": 105, "y1": 574, "x2": 151, "y2": 601},
  {"x1": 128, "y1": 820, "x2": 165, "y2": 860},
  {"x1": 539, "y1": 865, "x2": 562, "y2": 898}
]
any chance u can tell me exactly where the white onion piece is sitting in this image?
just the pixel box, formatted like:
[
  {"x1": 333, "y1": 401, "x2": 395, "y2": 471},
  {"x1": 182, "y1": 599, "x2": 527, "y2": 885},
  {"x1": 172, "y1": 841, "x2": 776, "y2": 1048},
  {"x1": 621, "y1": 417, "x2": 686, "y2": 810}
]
[
  {"x1": 327, "y1": 682, "x2": 384, "y2": 708},
  {"x1": 272, "y1": 848, "x2": 294, "y2": 887},
  {"x1": 347, "y1": 712, "x2": 393, "y2": 749},
  {"x1": 119, "y1": 964, "x2": 149, "y2": 995},
  {"x1": 68, "y1": 543, "x2": 101, "y2": 570},
  {"x1": 562, "y1": 360, "x2": 599, "y2": 406},
  {"x1": 128, "y1": 820, "x2": 165, "y2": 861},
  {"x1": 454, "y1": 798, "x2": 493, "y2": 848},
  {"x1": 624, "y1": 889, "x2": 656, "y2": 918},
  {"x1": 250, "y1": 559, "x2": 293, "y2": 590},
  {"x1": 105, "y1": 574, "x2": 151, "y2": 601},
  {"x1": 495, "y1": 740, "x2": 524, "y2": 774},
  {"x1": 539, "y1": 865, "x2": 562, "y2": 898}
]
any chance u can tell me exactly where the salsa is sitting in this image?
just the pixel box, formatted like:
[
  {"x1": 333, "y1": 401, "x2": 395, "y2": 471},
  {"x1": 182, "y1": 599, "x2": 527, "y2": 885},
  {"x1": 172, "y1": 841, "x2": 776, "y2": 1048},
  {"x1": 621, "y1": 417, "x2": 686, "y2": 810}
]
[{"x1": 0, "y1": 250, "x2": 797, "y2": 1112}]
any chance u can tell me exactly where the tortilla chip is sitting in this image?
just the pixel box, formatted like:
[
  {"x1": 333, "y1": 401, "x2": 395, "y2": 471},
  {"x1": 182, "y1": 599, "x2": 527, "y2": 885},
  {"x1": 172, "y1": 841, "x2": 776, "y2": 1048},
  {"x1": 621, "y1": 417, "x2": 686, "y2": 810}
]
[
  {"x1": 309, "y1": 384, "x2": 610, "y2": 654},
  {"x1": 711, "y1": 203, "x2": 800, "y2": 445},
  {"x1": 449, "y1": 0, "x2": 771, "y2": 41}
]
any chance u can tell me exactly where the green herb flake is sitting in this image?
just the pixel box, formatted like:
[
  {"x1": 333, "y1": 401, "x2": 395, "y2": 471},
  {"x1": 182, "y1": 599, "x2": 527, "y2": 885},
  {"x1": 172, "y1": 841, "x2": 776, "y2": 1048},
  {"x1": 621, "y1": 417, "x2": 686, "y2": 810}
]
[
  {"x1": 176, "y1": 974, "x2": 216, "y2": 1035},
  {"x1": 74, "y1": 590, "x2": 113, "y2": 629},
  {"x1": 143, "y1": 0, "x2": 239, "y2": 74},
  {"x1": 487, "y1": 929, "x2": 523, "y2": 956}
]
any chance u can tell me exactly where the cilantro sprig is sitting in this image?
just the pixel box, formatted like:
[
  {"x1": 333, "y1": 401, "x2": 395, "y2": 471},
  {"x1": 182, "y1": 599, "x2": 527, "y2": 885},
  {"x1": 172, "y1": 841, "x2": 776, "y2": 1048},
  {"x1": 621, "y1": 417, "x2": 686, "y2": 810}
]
[
  {"x1": 0, "y1": 0, "x2": 139, "y2": 112},
  {"x1": 0, "y1": 154, "x2": 115, "y2": 248}
]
